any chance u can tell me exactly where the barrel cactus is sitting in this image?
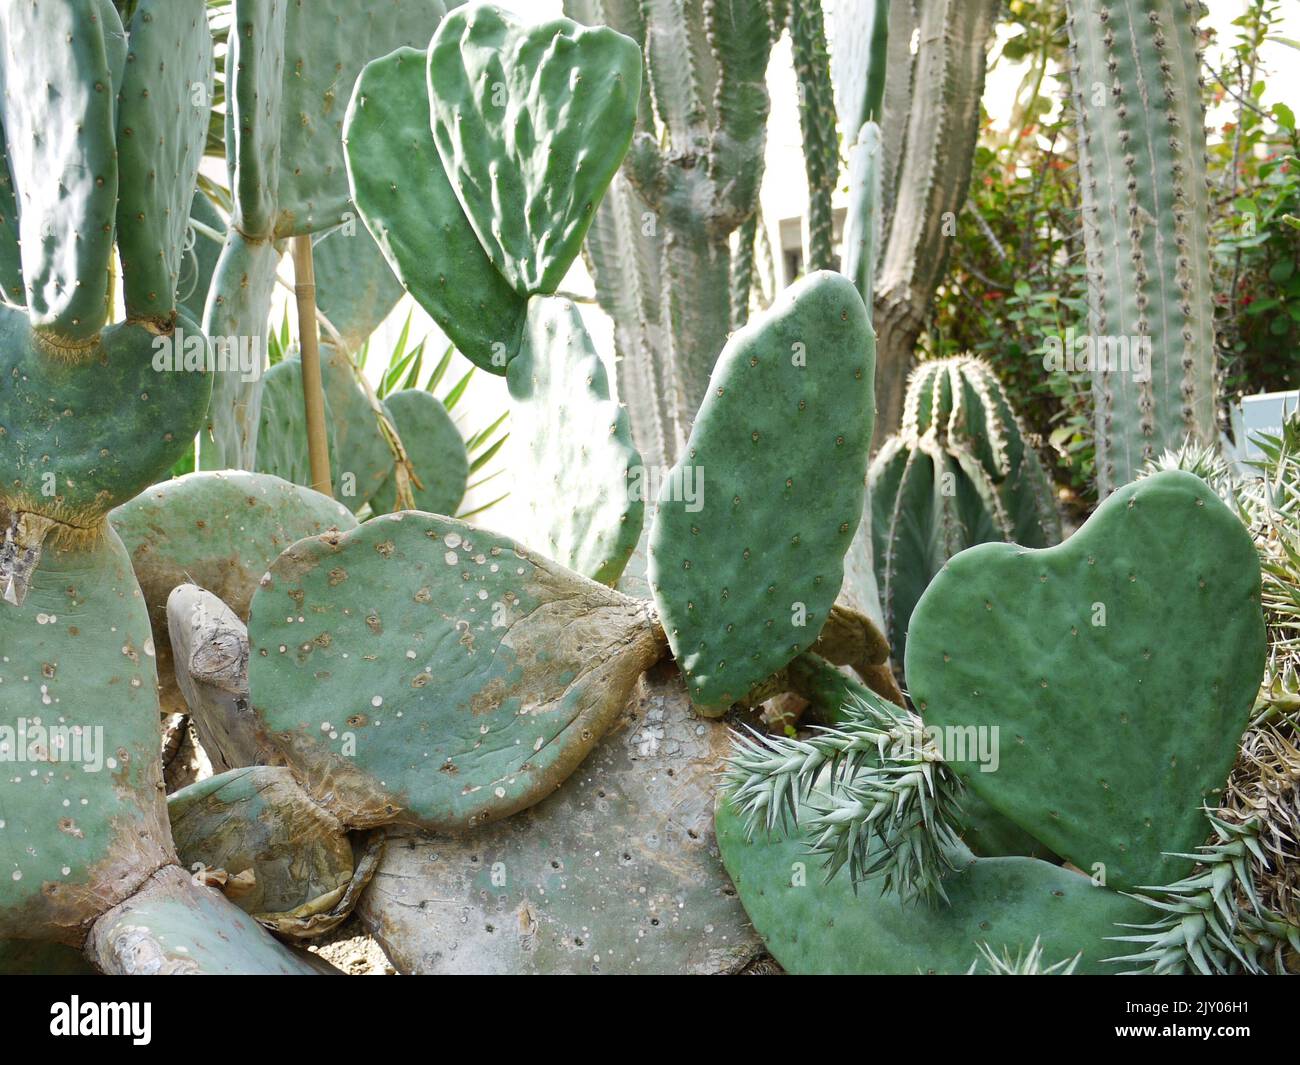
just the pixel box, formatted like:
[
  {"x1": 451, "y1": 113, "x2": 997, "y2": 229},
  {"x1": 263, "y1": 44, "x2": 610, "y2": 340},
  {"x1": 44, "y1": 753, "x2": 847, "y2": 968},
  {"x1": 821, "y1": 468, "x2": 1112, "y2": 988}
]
[{"x1": 870, "y1": 355, "x2": 1062, "y2": 670}]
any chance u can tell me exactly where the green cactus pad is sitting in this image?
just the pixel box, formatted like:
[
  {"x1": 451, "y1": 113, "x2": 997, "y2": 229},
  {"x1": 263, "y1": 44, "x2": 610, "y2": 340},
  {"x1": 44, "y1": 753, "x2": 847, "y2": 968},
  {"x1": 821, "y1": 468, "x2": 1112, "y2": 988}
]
[
  {"x1": 426, "y1": 5, "x2": 641, "y2": 296},
  {"x1": 225, "y1": 0, "x2": 287, "y2": 240},
  {"x1": 358, "y1": 662, "x2": 762, "y2": 974},
  {"x1": 499, "y1": 295, "x2": 642, "y2": 585},
  {"x1": 200, "y1": 229, "x2": 280, "y2": 471},
  {"x1": 109, "y1": 470, "x2": 357, "y2": 714},
  {"x1": 253, "y1": 351, "x2": 393, "y2": 511},
  {"x1": 169, "y1": 766, "x2": 375, "y2": 939},
  {"x1": 0, "y1": 0, "x2": 119, "y2": 340},
  {"x1": 178, "y1": 190, "x2": 226, "y2": 325},
  {"x1": 0, "y1": 307, "x2": 212, "y2": 527},
  {"x1": 247, "y1": 512, "x2": 666, "y2": 831},
  {"x1": 715, "y1": 795, "x2": 1147, "y2": 975},
  {"x1": 905, "y1": 471, "x2": 1265, "y2": 890},
  {"x1": 344, "y1": 46, "x2": 525, "y2": 373},
  {"x1": 253, "y1": 356, "x2": 340, "y2": 491},
  {"x1": 370, "y1": 389, "x2": 467, "y2": 517},
  {"x1": 0, "y1": 529, "x2": 173, "y2": 945},
  {"x1": 313, "y1": 224, "x2": 405, "y2": 354},
  {"x1": 85, "y1": 865, "x2": 330, "y2": 974},
  {"x1": 114, "y1": 0, "x2": 214, "y2": 321},
  {"x1": 649, "y1": 272, "x2": 874, "y2": 713},
  {"x1": 275, "y1": 0, "x2": 449, "y2": 237},
  {"x1": 318, "y1": 346, "x2": 394, "y2": 512}
]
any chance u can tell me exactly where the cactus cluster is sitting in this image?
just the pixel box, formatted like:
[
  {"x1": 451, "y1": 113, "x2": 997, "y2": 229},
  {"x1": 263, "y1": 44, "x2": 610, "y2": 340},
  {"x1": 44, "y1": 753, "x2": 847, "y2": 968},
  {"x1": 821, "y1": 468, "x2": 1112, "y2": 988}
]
[
  {"x1": 721, "y1": 472, "x2": 1268, "y2": 973},
  {"x1": 2, "y1": 0, "x2": 1285, "y2": 979},
  {"x1": 870, "y1": 356, "x2": 1062, "y2": 670}
]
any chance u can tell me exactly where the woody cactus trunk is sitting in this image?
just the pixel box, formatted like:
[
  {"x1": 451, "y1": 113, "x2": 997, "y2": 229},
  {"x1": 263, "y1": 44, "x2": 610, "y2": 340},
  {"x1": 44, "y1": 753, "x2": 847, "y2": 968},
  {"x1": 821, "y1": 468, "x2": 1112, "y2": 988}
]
[{"x1": 1065, "y1": 0, "x2": 1218, "y2": 495}]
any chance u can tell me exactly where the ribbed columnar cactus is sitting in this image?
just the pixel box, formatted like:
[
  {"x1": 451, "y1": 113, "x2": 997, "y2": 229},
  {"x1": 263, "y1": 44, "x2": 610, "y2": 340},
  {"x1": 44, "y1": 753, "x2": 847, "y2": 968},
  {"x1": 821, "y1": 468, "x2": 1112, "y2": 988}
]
[
  {"x1": 564, "y1": 0, "x2": 781, "y2": 468},
  {"x1": 832, "y1": 0, "x2": 889, "y2": 630},
  {"x1": 1065, "y1": 0, "x2": 1218, "y2": 495},
  {"x1": 789, "y1": 0, "x2": 839, "y2": 272},
  {"x1": 861, "y1": 0, "x2": 1000, "y2": 442},
  {"x1": 870, "y1": 357, "x2": 1062, "y2": 669}
]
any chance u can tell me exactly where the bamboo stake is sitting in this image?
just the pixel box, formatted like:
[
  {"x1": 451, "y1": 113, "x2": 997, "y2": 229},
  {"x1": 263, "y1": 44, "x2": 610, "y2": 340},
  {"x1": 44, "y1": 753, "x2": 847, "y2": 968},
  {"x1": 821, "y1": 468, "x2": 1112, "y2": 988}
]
[{"x1": 291, "y1": 235, "x2": 333, "y2": 498}]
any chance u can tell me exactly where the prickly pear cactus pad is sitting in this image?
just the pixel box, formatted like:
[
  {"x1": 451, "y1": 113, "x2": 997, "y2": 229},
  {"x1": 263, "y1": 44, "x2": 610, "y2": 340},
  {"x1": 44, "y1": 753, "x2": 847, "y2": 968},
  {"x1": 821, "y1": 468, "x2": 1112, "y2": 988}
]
[
  {"x1": 0, "y1": 528, "x2": 173, "y2": 945},
  {"x1": 345, "y1": 46, "x2": 526, "y2": 373},
  {"x1": 0, "y1": 0, "x2": 118, "y2": 340},
  {"x1": 85, "y1": 865, "x2": 330, "y2": 974},
  {"x1": 369, "y1": 389, "x2": 468, "y2": 517},
  {"x1": 358, "y1": 662, "x2": 763, "y2": 974},
  {"x1": 313, "y1": 224, "x2": 405, "y2": 354},
  {"x1": 318, "y1": 346, "x2": 397, "y2": 512},
  {"x1": 274, "y1": 0, "x2": 449, "y2": 238},
  {"x1": 649, "y1": 272, "x2": 874, "y2": 713},
  {"x1": 254, "y1": 355, "x2": 341, "y2": 489},
  {"x1": 169, "y1": 766, "x2": 376, "y2": 939},
  {"x1": 715, "y1": 795, "x2": 1148, "y2": 975},
  {"x1": 0, "y1": 307, "x2": 213, "y2": 535},
  {"x1": 247, "y1": 513, "x2": 667, "y2": 831},
  {"x1": 905, "y1": 471, "x2": 1265, "y2": 891},
  {"x1": 500, "y1": 295, "x2": 642, "y2": 585},
  {"x1": 200, "y1": 230, "x2": 281, "y2": 471},
  {"x1": 426, "y1": 5, "x2": 641, "y2": 296},
  {"x1": 109, "y1": 471, "x2": 357, "y2": 714},
  {"x1": 114, "y1": 0, "x2": 214, "y2": 322}
]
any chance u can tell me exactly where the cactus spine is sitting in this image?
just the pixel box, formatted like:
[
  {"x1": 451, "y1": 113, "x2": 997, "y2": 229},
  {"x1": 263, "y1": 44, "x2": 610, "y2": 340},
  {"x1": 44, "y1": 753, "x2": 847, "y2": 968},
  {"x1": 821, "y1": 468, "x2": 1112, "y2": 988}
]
[{"x1": 1065, "y1": 0, "x2": 1218, "y2": 495}]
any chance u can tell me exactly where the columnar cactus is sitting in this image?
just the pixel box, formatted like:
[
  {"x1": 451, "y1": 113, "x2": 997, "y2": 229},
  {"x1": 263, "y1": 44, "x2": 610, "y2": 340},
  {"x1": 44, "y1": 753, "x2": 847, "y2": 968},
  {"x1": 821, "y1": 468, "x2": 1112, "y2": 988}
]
[
  {"x1": 1064, "y1": 0, "x2": 1218, "y2": 495},
  {"x1": 564, "y1": 0, "x2": 781, "y2": 468},
  {"x1": 870, "y1": 356, "x2": 1062, "y2": 670},
  {"x1": 789, "y1": 0, "x2": 839, "y2": 272},
  {"x1": 865, "y1": 0, "x2": 1000, "y2": 441}
]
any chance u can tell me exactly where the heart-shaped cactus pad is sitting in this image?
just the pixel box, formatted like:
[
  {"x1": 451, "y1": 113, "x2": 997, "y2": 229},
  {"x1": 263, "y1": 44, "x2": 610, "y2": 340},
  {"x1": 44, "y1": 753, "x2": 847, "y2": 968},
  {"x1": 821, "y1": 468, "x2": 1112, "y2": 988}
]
[{"x1": 905, "y1": 470, "x2": 1264, "y2": 890}]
